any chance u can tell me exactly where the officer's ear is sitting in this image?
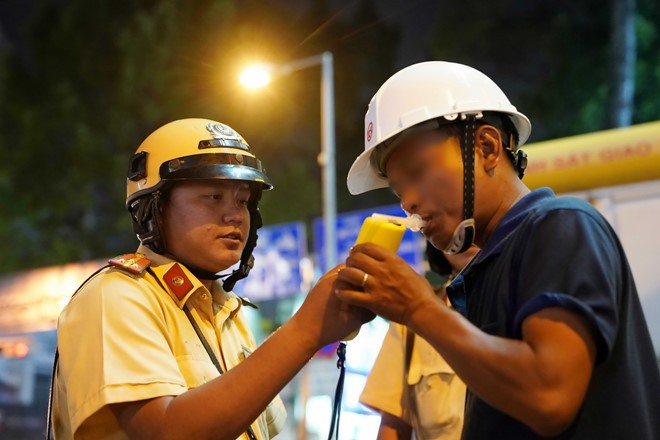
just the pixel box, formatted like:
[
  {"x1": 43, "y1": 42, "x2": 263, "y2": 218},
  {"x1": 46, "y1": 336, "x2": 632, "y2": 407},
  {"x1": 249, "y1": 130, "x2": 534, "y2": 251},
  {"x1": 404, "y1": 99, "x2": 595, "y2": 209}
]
[{"x1": 475, "y1": 125, "x2": 503, "y2": 175}]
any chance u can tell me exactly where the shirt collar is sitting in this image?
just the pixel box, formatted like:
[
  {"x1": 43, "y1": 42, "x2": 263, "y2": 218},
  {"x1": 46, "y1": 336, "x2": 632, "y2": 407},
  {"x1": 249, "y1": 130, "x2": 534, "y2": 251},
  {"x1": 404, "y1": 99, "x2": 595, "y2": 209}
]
[
  {"x1": 210, "y1": 278, "x2": 243, "y2": 319},
  {"x1": 471, "y1": 187, "x2": 556, "y2": 265},
  {"x1": 137, "y1": 245, "x2": 242, "y2": 316}
]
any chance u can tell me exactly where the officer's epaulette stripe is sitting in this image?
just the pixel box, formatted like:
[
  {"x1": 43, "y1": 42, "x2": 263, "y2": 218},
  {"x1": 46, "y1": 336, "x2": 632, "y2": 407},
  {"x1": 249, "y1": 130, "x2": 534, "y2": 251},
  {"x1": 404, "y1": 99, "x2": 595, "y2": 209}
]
[{"x1": 108, "y1": 253, "x2": 151, "y2": 275}]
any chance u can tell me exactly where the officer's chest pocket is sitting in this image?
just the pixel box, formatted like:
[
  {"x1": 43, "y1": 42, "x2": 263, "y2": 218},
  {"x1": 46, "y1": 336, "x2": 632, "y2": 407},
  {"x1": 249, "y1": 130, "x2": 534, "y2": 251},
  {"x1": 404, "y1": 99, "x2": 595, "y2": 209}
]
[
  {"x1": 175, "y1": 354, "x2": 220, "y2": 389},
  {"x1": 412, "y1": 372, "x2": 466, "y2": 437}
]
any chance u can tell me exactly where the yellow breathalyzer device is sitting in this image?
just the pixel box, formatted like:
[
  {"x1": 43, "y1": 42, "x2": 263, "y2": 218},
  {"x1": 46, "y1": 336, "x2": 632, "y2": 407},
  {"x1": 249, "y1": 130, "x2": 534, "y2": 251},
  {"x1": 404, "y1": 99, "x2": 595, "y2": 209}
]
[
  {"x1": 355, "y1": 216, "x2": 406, "y2": 252},
  {"x1": 354, "y1": 212, "x2": 424, "y2": 251},
  {"x1": 342, "y1": 213, "x2": 424, "y2": 341}
]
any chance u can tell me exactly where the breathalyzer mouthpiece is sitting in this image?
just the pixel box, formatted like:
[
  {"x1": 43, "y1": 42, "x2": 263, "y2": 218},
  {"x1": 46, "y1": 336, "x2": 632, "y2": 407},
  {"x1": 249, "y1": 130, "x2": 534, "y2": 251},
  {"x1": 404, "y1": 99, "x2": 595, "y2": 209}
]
[{"x1": 370, "y1": 213, "x2": 426, "y2": 232}]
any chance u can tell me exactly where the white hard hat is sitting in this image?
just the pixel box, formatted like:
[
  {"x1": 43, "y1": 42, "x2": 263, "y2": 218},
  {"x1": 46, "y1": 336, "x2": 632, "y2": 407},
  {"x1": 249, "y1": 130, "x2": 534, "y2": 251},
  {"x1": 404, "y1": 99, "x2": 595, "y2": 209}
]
[{"x1": 347, "y1": 61, "x2": 531, "y2": 195}]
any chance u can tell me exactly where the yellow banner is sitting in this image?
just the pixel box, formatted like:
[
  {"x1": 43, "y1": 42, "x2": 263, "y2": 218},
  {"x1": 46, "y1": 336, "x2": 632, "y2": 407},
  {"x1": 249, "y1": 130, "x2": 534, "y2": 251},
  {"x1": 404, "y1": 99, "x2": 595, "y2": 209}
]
[{"x1": 521, "y1": 121, "x2": 660, "y2": 193}]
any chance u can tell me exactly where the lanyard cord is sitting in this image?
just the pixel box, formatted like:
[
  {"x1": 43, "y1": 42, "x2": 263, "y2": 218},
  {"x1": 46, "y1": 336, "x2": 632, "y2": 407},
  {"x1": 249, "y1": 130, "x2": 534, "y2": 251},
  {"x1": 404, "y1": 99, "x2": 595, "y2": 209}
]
[
  {"x1": 146, "y1": 268, "x2": 258, "y2": 440},
  {"x1": 327, "y1": 342, "x2": 347, "y2": 440},
  {"x1": 405, "y1": 328, "x2": 422, "y2": 439},
  {"x1": 183, "y1": 305, "x2": 225, "y2": 374},
  {"x1": 182, "y1": 304, "x2": 258, "y2": 440}
]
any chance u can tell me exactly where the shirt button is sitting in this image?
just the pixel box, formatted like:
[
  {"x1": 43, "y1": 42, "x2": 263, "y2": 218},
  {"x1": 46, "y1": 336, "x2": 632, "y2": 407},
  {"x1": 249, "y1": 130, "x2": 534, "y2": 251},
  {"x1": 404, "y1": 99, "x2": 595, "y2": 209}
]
[{"x1": 201, "y1": 293, "x2": 209, "y2": 300}]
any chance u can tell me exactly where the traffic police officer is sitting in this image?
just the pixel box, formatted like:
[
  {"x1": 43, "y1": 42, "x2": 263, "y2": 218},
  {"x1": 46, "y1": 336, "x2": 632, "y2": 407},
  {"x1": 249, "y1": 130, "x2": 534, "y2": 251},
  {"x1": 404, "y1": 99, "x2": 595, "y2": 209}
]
[{"x1": 52, "y1": 119, "x2": 370, "y2": 439}]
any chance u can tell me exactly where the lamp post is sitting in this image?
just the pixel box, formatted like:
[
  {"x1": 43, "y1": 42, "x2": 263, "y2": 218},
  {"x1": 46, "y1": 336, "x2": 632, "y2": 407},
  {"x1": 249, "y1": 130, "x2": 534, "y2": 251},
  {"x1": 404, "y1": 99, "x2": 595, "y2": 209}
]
[{"x1": 240, "y1": 52, "x2": 337, "y2": 270}]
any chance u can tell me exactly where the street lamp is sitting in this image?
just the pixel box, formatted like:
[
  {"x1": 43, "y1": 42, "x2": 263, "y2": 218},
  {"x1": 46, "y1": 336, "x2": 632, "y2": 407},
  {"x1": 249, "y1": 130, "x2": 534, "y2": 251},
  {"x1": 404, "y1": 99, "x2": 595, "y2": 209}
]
[
  {"x1": 239, "y1": 64, "x2": 273, "y2": 89},
  {"x1": 239, "y1": 52, "x2": 337, "y2": 270}
]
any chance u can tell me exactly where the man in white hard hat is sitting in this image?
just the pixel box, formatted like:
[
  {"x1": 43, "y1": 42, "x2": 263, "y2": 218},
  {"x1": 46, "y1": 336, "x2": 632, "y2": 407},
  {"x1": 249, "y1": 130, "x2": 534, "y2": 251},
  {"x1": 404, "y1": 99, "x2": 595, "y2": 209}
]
[
  {"x1": 51, "y1": 119, "x2": 371, "y2": 439},
  {"x1": 337, "y1": 62, "x2": 660, "y2": 439}
]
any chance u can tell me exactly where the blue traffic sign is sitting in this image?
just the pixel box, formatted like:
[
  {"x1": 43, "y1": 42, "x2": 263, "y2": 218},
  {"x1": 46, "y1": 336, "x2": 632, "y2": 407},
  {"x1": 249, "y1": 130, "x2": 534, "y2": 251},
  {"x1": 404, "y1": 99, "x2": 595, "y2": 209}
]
[{"x1": 233, "y1": 221, "x2": 307, "y2": 300}]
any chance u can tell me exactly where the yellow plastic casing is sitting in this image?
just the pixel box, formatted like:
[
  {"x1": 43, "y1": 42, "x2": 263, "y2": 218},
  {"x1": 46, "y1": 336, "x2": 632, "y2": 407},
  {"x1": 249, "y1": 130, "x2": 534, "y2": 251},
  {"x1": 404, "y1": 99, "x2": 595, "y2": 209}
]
[
  {"x1": 354, "y1": 217, "x2": 406, "y2": 253},
  {"x1": 342, "y1": 217, "x2": 406, "y2": 341}
]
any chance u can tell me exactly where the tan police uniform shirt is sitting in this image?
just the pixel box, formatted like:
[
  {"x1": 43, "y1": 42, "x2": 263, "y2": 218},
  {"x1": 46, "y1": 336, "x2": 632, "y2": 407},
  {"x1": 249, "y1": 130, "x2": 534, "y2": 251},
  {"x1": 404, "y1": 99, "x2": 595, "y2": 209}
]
[
  {"x1": 53, "y1": 245, "x2": 286, "y2": 439},
  {"x1": 360, "y1": 322, "x2": 466, "y2": 440}
]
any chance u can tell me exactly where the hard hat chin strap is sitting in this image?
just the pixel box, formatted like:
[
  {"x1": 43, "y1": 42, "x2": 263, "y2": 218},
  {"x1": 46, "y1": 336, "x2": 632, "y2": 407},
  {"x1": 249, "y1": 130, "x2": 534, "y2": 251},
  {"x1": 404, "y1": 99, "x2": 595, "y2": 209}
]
[
  {"x1": 443, "y1": 218, "x2": 476, "y2": 255},
  {"x1": 443, "y1": 114, "x2": 477, "y2": 254}
]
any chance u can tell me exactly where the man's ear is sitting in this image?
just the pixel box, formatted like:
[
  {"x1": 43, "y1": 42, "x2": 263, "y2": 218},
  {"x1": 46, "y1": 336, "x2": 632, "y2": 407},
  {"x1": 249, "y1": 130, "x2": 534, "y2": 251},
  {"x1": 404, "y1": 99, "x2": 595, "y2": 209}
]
[{"x1": 475, "y1": 125, "x2": 503, "y2": 174}]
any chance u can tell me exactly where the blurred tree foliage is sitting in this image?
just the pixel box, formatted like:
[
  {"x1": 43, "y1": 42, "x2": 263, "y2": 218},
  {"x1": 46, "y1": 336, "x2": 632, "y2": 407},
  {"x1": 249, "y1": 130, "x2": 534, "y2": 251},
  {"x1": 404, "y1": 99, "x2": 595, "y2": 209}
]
[
  {"x1": 0, "y1": 0, "x2": 657, "y2": 272},
  {"x1": 0, "y1": 0, "x2": 400, "y2": 272},
  {"x1": 0, "y1": 0, "x2": 240, "y2": 271},
  {"x1": 427, "y1": 0, "x2": 659, "y2": 140}
]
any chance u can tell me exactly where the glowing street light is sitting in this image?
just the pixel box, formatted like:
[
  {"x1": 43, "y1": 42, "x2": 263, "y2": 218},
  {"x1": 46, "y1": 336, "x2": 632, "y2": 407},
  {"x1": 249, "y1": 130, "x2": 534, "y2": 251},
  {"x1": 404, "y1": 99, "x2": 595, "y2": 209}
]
[
  {"x1": 239, "y1": 64, "x2": 273, "y2": 89},
  {"x1": 239, "y1": 52, "x2": 337, "y2": 270}
]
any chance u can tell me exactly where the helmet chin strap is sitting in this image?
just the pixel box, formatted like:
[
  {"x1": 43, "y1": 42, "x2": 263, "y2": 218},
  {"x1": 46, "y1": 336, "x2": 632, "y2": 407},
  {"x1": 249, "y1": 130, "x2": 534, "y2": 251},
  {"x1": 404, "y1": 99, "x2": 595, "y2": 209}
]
[
  {"x1": 223, "y1": 188, "x2": 263, "y2": 292},
  {"x1": 181, "y1": 265, "x2": 223, "y2": 281},
  {"x1": 443, "y1": 114, "x2": 478, "y2": 255},
  {"x1": 222, "y1": 212, "x2": 259, "y2": 291}
]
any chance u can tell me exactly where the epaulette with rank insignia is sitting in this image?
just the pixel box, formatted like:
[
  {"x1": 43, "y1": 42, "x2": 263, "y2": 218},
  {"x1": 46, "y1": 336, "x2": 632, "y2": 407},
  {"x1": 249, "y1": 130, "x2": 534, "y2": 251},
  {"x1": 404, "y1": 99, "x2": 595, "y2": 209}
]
[{"x1": 108, "y1": 253, "x2": 151, "y2": 275}]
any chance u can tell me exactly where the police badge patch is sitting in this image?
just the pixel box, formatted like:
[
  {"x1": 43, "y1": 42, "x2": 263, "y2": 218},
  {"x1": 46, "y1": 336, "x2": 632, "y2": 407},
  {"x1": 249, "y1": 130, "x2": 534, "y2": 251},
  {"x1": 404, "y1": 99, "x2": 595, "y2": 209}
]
[
  {"x1": 203, "y1": 123, "x2": 250, "y2": 151},
  {"x1": 207, "y1": 123, "x2": 241, "y2": 140}
]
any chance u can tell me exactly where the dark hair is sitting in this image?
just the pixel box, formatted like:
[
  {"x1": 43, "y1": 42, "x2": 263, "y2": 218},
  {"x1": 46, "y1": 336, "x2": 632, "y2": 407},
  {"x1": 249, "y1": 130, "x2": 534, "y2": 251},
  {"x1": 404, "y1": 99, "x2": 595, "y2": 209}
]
[{"x1": 480, "y1": 111, "x2": 519, "y2": 151}]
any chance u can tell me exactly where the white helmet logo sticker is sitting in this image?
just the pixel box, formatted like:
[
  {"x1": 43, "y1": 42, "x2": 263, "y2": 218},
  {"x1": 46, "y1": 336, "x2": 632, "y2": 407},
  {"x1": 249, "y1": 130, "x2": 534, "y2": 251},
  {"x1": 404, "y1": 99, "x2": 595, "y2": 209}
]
[{"x1": 207, "y1": 123, "x2": 243, "y2": 141}]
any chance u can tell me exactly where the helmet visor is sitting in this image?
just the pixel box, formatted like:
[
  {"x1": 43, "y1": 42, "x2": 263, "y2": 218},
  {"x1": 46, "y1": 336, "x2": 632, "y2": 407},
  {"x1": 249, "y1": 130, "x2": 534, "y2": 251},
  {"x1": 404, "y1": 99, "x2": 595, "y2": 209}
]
[{"x1": 159, "y1": 153, "x2": 273, "y2": 189}]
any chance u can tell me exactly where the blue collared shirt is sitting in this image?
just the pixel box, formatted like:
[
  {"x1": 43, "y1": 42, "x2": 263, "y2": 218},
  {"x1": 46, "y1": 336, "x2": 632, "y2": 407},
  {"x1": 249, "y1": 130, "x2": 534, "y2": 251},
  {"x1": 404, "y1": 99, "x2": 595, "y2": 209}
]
[{"x1": 446, "y1": 187, "x2": 660, "y2": 439}]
